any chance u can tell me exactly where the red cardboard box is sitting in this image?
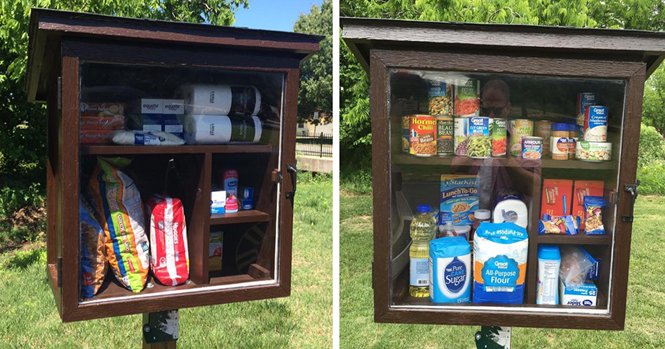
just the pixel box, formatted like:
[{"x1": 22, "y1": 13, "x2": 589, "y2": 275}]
[
  {"x1": 573, "y1": 180, "x2": 604, "y2": 230},
  {"x1": 541, "y1": 179, "x2": 573, "y2": 217},
  {"x1": 80, "y1": 116, "x2": 125, "y2": 130},
  {"x1": 80, "y1": 130, "x2": 115, "y2": 144}
]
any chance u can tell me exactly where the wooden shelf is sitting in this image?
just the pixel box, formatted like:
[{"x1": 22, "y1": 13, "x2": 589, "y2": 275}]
[
  {"x1": 81, "y1": 144, "x2": 275, "y2": 155},
  {"x1": 210, "y1": 210, "x2": 271, "y2": 225},
  {"x1": 392, "y1": 154, "x2": 615, "y2": 170},
  {"x1": 86, "y1": 272, "x2": 271, "y2": 302},
  {"x1": 538, "y1": 234, "x2": 612, "y2": 245}
]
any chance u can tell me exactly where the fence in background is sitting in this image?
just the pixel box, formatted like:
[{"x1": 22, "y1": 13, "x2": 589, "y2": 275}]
[{"x1": 295, "y1": 132, "x2": 332, "y2": 158}]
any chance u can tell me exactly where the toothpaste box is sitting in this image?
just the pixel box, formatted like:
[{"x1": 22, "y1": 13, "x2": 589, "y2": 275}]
[
  {"x1": 572, "y1": 181, "x2": 604, "y2": 230},
  {"x1": 162, "y1": 99, "x2": 185, "y2": 137},
  {"x1": 541, "y1": 179, "x2": 573, "y2": 217},
  {"x1": 211, "y1": 190, "x2": 226, "y2": 215},
  {"x1": 560, "y1": 280, "x2": 597, "y2": 306}
]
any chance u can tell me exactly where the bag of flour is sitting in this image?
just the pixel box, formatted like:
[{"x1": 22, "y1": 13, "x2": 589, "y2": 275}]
[{"x1": 473, "y1": 222, "x2": 529, "y2": 304}]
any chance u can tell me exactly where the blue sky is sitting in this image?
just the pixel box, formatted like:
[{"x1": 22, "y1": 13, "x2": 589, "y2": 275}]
[{"x1": 234, "y1": 0, "x2": 324, "y2": 32}]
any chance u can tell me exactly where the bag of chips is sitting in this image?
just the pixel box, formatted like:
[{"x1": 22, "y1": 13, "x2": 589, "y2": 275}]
[
  {"x1": 146, "y1": 195, "x2": 189, "y2": 286},
  {"x1": 583, "y1": 196, "x2": 606, "y2": 235},
  {"x1": 538, "y1": 214, "x2": 579, "y2": 235},
  {"x1": 79, "y1": 196, "x2": 107, "y2": 299},
  {"x1": 88, "y1": 157, "x2": 150, "y2": 293}
]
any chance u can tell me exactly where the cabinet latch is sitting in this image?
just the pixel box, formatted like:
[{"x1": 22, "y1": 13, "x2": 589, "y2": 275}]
[
  {"x1": 286, "y1": 163, "x2": 297, "y2": 200},
  {"x1": 57, "y1": 257, "x2": 62, "y2": 288},
  {"x1": 622, "y1": 180, "x2": 640, "y2": 223}
]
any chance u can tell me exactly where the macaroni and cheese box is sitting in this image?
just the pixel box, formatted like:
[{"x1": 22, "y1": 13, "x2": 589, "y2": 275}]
[
  {"x1": 439, "y1": 175, "x2": 479, "y2": 226},
  {"x1": 540, "y1": 179, "x2": 573, "y2": 217},
  {"x1": 572, "y1": 181, "x2": 604, "y2": 230}
]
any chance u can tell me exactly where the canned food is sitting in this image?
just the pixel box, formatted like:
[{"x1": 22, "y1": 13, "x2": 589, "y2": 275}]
[
  {"x1": 492, "y1": 118, "x2": 507, "y2": 157},
  {"x1": 534, "y1": 120, "x2": 553, "y2": 156},
  {"x1": 428, "y1": 80, "x2": 453, "y2": 115},
  {"x1": 466, "y1": 117, "x2": 491, "y2": 159},
  {"x1": 576, "y1": 141, "x2": 612, "y2": 162},
  {"x1": 454, "y1": 78, "x2": 480, "y2": 117},
  {"x1": 409, "y1": 115, "x2": 437, "y2": 156},
  {"x1": 401, "y1": 116, "x2": 410, "y2": 153},
  {"x1": 576, "y1": 92, "x2": 597, "y2": 126},
  {"x1": 454, "y1": 117, "x2": 469, "y2": 156},
  {"x1": 584, "y1": 106, "x2": 608, "y2": 141},
  {"x1": 567, "y1": 124, "x2": 578, "y2": 160},
  {"x1": 521, "y1": 136, "x2": 543, "y2": 159},
  {"x1": 509, "y1": 119, "x2": 534, "y2": 156},
  {"x1": 436, "y1": 116, "x2": 454, "y2": 156}
]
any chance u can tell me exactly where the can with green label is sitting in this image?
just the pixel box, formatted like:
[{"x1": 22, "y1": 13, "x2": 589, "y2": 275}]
[{"x1": 492, "y1": 118, "x2": 507, "y2": 157}]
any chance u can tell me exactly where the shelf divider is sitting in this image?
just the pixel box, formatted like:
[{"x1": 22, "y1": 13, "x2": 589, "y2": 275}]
[{"x1": 538, "y1": 234, "x2": 612, "y2": 245}]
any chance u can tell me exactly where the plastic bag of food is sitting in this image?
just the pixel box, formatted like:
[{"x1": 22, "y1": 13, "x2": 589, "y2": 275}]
[
  {"x1": 559, "y1": 245, "x2": 596, "y2": 289},
  {"x1": 583, "y1": 196, "x2": 606, "y2": 235},
  {"x1": 112, "y1": 130, "x2": 185, "y2": 146},
  {"x1": 88, "y1": 157, "x2": 150, "y2": 292},
  {"x1": 79, "y1": 196, "x2": 107, "y2": 299},
  {"x1": 538, "y1": 214, "x2": 579, "y2": 235},
  {"x1": 146, "y1": 196, "x2": 189, "y2": 286}
]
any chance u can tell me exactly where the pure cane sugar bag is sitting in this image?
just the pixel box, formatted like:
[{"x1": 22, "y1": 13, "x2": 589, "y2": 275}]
[
  {"x1": 473, "y1": 222, "x2": 529, "y2": 304},
  {"x1": 88, "y1": 157, "x2": 150, "y2": 292},
  {"x1": 146, "y1": 196, "x2": 190, "y2": 286},
  {"x1": 79, "y1": 196, "x2": 107, "y2": 299}
]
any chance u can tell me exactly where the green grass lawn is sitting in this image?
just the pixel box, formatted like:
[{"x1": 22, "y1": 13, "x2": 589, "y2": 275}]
[
  {"x1": 0, "y1": 175, "x2": 332, "y2": 349},
  {"x1": 341, "y1": 193, "x2": 665, "y2": 349}
]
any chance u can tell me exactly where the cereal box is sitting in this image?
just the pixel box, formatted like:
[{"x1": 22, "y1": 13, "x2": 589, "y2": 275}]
[
  {"x1": 439, "y1": 175, "x2": 479, "y2": 226},
  {"x1": 540, "y1": 179, "x2": 573, "y2": 217},
  {"x1": 572, "y1": 181, "x2": 604, "y2": 230}
]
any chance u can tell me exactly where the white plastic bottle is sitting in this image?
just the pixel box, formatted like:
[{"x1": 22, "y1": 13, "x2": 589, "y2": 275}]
[{"x1": 537, "y1": 245, "x2": 561, "y2": 305}]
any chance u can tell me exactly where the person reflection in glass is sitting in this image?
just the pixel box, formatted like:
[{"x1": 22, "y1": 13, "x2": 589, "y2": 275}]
[{"x1": 452, "y1": 78, "x2": 541, "y2": 210}]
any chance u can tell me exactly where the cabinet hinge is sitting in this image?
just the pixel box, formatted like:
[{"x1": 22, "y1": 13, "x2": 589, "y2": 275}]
[
  {"x1": 57, "y1": 257, "x2": 62, "y2": 288},
  {"x1": 57, "y1": 77, "x2": 62, "y2": 110}
]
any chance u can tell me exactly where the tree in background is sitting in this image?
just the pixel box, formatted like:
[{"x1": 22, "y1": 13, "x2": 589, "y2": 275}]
[
  {"x1": 0, "y1": 0, "x2": 248, "y2": 217},
  {"x1": 294, "y1": 0, "x2": 332, "y2": 125},
  {"x1": 340, "y1": 0, "x2": 665, "y2": 182}
]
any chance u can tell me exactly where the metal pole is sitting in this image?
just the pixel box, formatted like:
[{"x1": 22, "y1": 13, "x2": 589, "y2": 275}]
[
  {"x1": 320, "y1": 132, "x2": 324, "y2": 158},
  {"x1": 143, "y1": 310, "x2": 179, "y2": 349},
  {"x1": 475, "y1": 326, "x2": 512, "y2": 349}
]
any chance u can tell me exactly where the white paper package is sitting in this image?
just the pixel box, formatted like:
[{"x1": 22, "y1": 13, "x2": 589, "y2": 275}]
[{"x1": 180, "y1": 114, "x2": 262, "y2": 145}]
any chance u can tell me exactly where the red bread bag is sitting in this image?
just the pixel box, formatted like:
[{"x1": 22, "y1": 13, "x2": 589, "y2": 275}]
[{"x1": 146, "y1": 195, "x2": 190, "y2": 286}]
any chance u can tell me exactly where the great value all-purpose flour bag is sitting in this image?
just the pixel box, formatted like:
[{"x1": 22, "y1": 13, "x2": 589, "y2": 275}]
[
  {"x1": 439, "y1": 175, "x2": 479, "y2": 226},
  {"x1": 473, "y1": 222, "x2": 529, "y2": 304},
  {"x1": 79, "y1": 196, "x2": 107, "y2": 299},
  {"x1": 88, "y1": 157, "x2": 150, "y2": 293}
]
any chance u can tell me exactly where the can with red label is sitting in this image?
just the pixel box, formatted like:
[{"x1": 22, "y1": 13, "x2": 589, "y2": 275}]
[{"x1": 409, "y1": 115, "x2": 437, "y2": 157}]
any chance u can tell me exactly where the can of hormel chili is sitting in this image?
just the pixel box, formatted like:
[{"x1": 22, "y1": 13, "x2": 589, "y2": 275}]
[{"x1": 409, "y1": 115, "x2": 437, "y2": 157}]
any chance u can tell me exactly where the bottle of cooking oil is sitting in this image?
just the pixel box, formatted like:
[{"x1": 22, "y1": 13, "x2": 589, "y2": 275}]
[{"x1": 409, "y1": 204, "x2": 436, "y2": 297}]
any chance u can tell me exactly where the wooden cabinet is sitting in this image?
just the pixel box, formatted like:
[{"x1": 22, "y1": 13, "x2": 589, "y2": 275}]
[
  {"x1": 26, "y1": 9, "x2": 320, "y2": 322},
  {"x1": 342, "y1": 17, "x2": 665, "y2": 330}
]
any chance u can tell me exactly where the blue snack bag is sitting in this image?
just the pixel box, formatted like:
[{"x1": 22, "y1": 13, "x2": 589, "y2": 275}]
[{"x1": 583, "y1": 196, "x2": 606, "y2": 235}]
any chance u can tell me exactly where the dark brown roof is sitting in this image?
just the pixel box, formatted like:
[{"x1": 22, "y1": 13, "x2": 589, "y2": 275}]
[
  {"x1": 27, "y1": 8, "x2": 323, "y2": 102},
  {"x1": 341, "y1": 17, "x2": 665, "y2": 76}
]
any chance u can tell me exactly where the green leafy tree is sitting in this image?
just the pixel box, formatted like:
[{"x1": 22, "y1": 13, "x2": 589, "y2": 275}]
[
  {"x1": 294, "y1": 0, "x2": 332, "y2": 124},
  {"x1": 0, "y1": 0, "x2": 248, "y2": 214}
]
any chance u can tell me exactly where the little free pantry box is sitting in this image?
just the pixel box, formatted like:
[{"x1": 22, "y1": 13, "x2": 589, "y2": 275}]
[
  {"x1": 26, "y1": 9, "x2": 320, "y2": 322},
  {"x1": 342, "y1": 17, "x2": 665, "y2": 330}
]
